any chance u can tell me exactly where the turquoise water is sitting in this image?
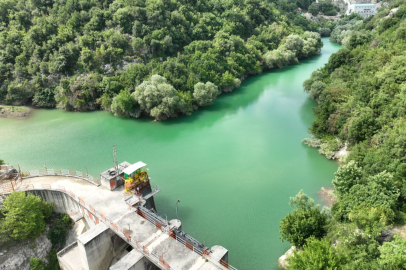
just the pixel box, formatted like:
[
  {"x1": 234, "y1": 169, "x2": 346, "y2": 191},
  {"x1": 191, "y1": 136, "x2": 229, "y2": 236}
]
[{"x1": 0, "y1": 38, "x2": 342, "y2": 269}]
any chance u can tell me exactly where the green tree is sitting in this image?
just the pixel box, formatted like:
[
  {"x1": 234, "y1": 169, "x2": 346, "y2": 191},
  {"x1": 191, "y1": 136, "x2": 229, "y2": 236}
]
[
  {"x1": 332, "y1": 161, "x2": 364, "y2": 197},
  {"x1": 193, "y1": 82, "x2": 220, "y2": 106},
  {"x1": 280, "y1": 190, "x2": 328, "y2": 247},
  {"x1": 287, "y1": 237, "x2": 342, "y2": 270},
  {"x1": 0, "y1": 192, "x2": 53, "y2": 241},
  {"x1": 378, "y1": 235, "x2": 406, "y2": 269},
  {"x1": 133, "y1": 75, "x2": 185, "y2": 120},
  {"x1": 308, "y1": 3, "x2": 320, "y2": 16},
  {"x1": 110, "y1": 90, "x2": 137, "y2": 117}
]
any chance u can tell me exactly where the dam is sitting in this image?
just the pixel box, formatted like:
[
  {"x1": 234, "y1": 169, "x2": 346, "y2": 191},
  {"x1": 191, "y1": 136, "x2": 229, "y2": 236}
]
[{"x1": 0, "y1": 162, "x2": 233, "y2": 270}]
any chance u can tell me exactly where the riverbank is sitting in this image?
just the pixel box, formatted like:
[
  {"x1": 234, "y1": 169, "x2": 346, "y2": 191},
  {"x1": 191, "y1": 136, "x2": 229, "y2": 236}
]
[
  {"x1": 0, "y1": 106, "x2": 33, "y2": 119},
  {"x1": 302, "y1": 137, "x2": 349, "y2": 163},
  {"x1": 0, "y1": 38, "x2": 342, "y2": 270}
]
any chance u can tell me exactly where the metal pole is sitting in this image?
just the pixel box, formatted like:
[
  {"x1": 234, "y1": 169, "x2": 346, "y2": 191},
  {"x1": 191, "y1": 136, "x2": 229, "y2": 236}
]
[
  {"x1": 84, "y1": 166, "x2": 88, "y2": 178},
  {"x1": 176, "y1": 199, "x2": 180, "y2": 220}
]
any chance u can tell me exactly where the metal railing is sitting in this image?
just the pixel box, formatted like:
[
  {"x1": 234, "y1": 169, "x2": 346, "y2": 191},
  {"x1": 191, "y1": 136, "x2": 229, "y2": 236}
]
[
  {"x1": 20, "y1": 169, "x2": 100, "y2": 186},
  {"x1": 0, "y1": 182, "x2": 237, "y2": 270},
  {"x1": 135, "y1": 206, "x2": 237, "y2": 270}
]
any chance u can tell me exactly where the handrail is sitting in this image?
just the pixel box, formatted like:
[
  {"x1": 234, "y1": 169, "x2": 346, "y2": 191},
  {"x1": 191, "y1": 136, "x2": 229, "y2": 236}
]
[{"x1": 19, "y1": 169, "x2": 100, "y2": 186}]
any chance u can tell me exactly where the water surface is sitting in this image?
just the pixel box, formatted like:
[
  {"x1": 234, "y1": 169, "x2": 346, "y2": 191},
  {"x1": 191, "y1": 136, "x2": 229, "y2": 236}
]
[{"x1": 0, "y1": 38, "x2": 342, "y2": 269}]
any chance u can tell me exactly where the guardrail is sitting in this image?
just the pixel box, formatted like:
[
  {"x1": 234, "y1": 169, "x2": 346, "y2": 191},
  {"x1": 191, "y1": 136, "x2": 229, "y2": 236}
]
[
  {"x1": 136, "y1": 206, "x2": 237, "y2": 270},
  {"x1": 20, "y1": 169, "x2": 100, "y2": 186},
  {"x1": 0, "y1": 182, "x2": 237, "y2": 270}
]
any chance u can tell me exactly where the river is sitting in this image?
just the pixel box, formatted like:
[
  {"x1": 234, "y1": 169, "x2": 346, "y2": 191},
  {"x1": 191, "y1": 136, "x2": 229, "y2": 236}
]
[{"x1": 0, "y1": 38, "x2": 341, "y2": 269}]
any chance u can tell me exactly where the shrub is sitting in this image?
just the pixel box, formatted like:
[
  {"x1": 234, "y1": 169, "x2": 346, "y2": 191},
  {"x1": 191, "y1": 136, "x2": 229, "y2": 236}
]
[{"x1": 0, "y1": 192, "x2": 53, "y2": 241}]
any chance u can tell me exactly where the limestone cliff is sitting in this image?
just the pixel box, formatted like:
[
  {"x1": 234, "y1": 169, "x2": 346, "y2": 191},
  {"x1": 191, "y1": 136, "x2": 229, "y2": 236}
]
[{"x1": 0, "y1": 229, "x2": 52, "y2": 270}]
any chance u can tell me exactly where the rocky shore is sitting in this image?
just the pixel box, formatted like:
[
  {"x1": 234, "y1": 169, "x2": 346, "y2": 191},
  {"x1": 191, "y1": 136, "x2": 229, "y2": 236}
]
[{"x1": 0, "y1": 106, "x2": 33, "y2": 119}]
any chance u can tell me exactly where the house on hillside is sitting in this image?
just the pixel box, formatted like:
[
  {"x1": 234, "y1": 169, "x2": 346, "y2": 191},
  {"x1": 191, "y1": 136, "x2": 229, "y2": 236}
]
[{"x1": 347, "y1": 3, "x2": 377, "y2": 17}]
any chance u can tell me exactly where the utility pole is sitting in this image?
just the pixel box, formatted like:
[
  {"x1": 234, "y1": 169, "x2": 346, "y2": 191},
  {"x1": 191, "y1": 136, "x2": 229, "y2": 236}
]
[
  {"x1": 113, "y1": 146, "x2": 118, "y2": 180},
  {"x1": 176, "y1": 199, "x2": 181, "y2": 220}
]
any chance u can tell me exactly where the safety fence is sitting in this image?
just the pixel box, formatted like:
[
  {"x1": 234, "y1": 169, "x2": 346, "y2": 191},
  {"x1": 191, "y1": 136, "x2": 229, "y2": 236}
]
[
  {"x1": 0, "y1": 183, "x2": 237, "y2": 270},
  {"x1": 19, "y1": 169, "x2": 100, "y2": 186},
  {"x1": 136, "y1": 207, "x2": 237, "y2": 270}
]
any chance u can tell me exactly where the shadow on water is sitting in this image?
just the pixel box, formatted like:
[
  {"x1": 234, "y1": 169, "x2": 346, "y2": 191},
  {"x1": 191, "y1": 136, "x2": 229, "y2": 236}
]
[
  {"x1": 160, "y1": 56, "x2": 323, "y2": 128},
  {"x1": 299, "y1": 97, "x2": 318, "y2": 128}
]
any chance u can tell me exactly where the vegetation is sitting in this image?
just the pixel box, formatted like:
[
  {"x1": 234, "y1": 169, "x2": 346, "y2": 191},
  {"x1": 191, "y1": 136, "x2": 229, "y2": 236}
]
[
  {"x1": 280, "y1": 1, "x2": 406, "y2": 268},
  {"x1": 0, "y1": 192, "x2": 53, "y2": 241},
  {"x1": 279, "y1": 190, "x2": 327, "y2": 247},
  {"x1": 31, "y1": 213, "x2": 72, "y2": 270},
  {"x1": 0, "y1": 191, "x2": 71, "y2": 270},
  {"x1": 30, "y1": 257, "x2": 45, "y2": 270},
  {"x1": 308, "y1": 1, "x2": 340, "y2": 16},
  {"x1": 0, "y1": 0, "x2": 329, "y2": 120}
]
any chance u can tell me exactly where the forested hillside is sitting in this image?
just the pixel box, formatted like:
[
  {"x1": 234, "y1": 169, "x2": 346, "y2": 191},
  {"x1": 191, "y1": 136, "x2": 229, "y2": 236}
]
[
  {"x1": 280, "y1": 1, "x2": 406, "y2": 269},
  {"x1": 0, "y1": 0, "x2": 329, "y2": 120}
]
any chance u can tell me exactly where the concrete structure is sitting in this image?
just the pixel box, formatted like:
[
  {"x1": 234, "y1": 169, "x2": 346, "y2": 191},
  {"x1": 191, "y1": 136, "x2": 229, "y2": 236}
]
[
  {"x1": 100, "y1": 162, "x2": 131, "y2": 190},
  {"x1": 347, "y1": 3, "x2": 377, "y2": 17},
  {"x1": 110, "y1": 249, "x2": 159, "y2": 270},
  {"x1": 77, "y1": 223, "x2": 128, "y2": 270},
  {"x1": 1, "y1": 167, "x2": 235, "y2": 270}
]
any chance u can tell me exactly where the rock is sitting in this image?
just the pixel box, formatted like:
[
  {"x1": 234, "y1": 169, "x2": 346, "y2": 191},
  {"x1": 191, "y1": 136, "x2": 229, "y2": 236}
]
[
  {"x1": 318, "y1": 187, "x2": 336, "y2": 207},
  {"x1": 0, "y1": 230, "x2": 52, "y2": 270},
  {"x1": 278, "y1": 246, "x2": 296, "y2": 269}
]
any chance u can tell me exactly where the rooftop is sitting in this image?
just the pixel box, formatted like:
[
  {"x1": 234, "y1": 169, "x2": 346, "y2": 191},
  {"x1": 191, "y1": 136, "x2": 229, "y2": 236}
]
[
  {"x1": 99, "y1": 161, "x2": 131, "y2": 181},
  {"x1": 123, "y1": 161, "x2": 147, "y2": 175}
]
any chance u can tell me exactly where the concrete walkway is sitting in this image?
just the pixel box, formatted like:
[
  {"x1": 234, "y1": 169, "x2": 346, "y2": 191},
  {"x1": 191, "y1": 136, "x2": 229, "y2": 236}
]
[{"x1": 16, "y1": 176, "x2": 224, "y2": 270}]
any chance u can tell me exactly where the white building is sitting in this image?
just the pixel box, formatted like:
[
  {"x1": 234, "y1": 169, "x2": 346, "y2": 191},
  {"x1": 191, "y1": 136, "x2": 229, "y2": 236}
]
[{"x1": 347, "y1": 3, "x2": 377, "y2": 17}]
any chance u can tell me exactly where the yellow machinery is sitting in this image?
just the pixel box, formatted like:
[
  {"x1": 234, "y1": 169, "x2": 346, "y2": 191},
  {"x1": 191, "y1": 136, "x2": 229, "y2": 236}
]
[{"x1": 123, "y1": 162, "x2": 149, "y2": 194}]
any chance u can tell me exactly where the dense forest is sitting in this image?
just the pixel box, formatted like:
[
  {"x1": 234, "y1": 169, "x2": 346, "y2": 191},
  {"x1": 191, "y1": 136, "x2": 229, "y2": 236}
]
[
  {"x1": 280, "y1": 1, "x2": 406, "y2": 268},
  {"x1": 0, "y1": 0, "x2": 333, "y2": 120}
]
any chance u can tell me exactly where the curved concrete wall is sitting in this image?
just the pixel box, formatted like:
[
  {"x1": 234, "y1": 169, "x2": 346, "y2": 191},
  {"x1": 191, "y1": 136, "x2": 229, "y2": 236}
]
[
  {"x1": 27, "y1": 189, "x2": 100, "y2": 229},
  {"x1": 28, "y1": 189, "x2": 80, "y2": 216}
]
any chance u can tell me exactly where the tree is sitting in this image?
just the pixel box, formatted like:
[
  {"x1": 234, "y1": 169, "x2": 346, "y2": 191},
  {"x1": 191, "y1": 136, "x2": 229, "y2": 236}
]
[
  {"x1": 287, "y1": 237, "x2": 342, "y2": 270},
  {"x1": 378, "y1": 235, "x2": 406, "y2": 269},
  {"x1": 308, "y1": 3, "x2": 320, "y2": 16},
  {"x1": 332, "y1": 172, "x2": 399, "y2": 228},
  {"x1": 133, "y1": 75, "x2": 184, "y2": 121},
  {"x1": 193, "y1": 82, "x2": 220, "y2": 106},
  {"x1": 110, "y1": 90, "x2": 137, "y2": 117},
  {"x1": 332, "y1": 161, "x2": 364, "y2": 197},
  {"x1": 280, "y1": 190, "x2": 328, "y2": 247},
  {"x1": 309, "y1": 81, "x2": 326, "y2": 100},
  {"x1": 283, "y1": 35, "x2": 304, "y2": 54},
  {"x1": 264, "y1": 48, "x2": 297, "y2": 69},
  {"x1": 0, "y1": 192, "x2": 53, "y2": 241}
]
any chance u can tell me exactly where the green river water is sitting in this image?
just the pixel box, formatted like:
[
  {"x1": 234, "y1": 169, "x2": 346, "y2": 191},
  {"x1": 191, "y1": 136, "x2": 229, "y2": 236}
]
[{"x1": 0, "y1": 38, "x2": 341, "y2": 269}]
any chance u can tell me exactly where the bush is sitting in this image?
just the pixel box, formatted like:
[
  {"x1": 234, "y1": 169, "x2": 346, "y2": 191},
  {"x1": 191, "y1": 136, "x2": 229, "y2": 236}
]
[
  {"x1": 280, "y1": 190, "x2": 328, "y2": 247},
  {"x1": 193, "y1": 82, "x2": 220, "y2": 106},
  {"x1": 30, "y1": 258, "x2": 45, "y2": 270},
  {"x1": 287, "y1": 237, "x2": 342, "y2": 270},
  {"x1": 48, "y1": 214, "x2": 72, "y2": 248},
  {"x1": 0, "y1": 192, "x2": 53, "y2": 241}
]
